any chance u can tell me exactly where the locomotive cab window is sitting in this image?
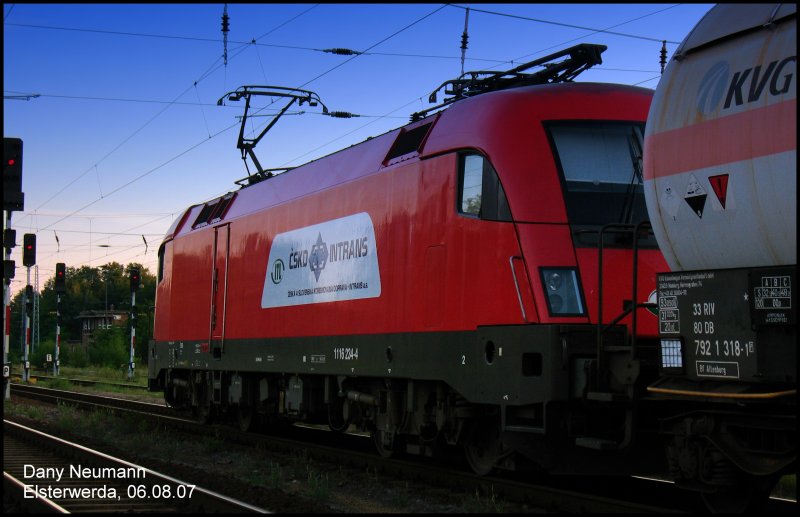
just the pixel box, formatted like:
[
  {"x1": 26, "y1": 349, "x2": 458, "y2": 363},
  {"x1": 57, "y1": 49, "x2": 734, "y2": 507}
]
[
  {"x1": 547, "y1": 122, "x2": 656, "y2": 247},
  {"x1": 458, "y1": 153, "x2": 512, "y2": 222}
]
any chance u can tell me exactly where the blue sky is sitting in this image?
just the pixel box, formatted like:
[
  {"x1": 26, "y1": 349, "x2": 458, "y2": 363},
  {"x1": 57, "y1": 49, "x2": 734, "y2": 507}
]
[{"x1": 3, "y1": 3, "x2": 713, "y2": 293}]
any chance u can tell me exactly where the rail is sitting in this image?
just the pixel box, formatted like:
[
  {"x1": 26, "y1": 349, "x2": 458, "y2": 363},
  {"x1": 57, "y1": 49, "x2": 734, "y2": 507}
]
[{"x1": 4, "y1": 419, "x2": 270, "y2": 513}]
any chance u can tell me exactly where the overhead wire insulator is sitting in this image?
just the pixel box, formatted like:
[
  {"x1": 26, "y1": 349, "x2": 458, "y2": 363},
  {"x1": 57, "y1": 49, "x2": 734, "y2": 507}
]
[
  {"x1": 222, "y1": 4, "x2": 230, "y2": 67},
  {"x1": 460, "y1": 7, "x2": 470, "y2": 76},
  {"x1": 326, "y1": 111, "x2": 359, "y2": 118},
  {"x1": 659, "y1": 40, "x2": 667, "y2": 74},
  {"x1": 323, "y1": 48, "x2": 362, "y2": 56}
]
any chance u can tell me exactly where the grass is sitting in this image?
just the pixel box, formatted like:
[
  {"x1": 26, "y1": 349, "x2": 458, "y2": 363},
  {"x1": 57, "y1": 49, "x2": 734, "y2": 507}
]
[
  {"x1": 307, "y1": 470, "x2": 330, "y2": 503},
  {"x1": 13, "y1": 364, "x2": 148, "y2": 386},
  {"x1": 13, "y1": 364, "x2": 164, "y2": 401},
  {"x1": 774, "y1": 474, "x2": 797, "y2": 500},
  {"x1": 58, "y1": 365, "x2": 148, "y2": 386},
  {"x1": 268, "y1": 461, "x2": 286, "y2": 489},
  {"x1": 13, "y1": 402, "x2": 45, "y2": 420},
  {"x1": 461, "y1": 485, "x2": 507, "y2": 513}
]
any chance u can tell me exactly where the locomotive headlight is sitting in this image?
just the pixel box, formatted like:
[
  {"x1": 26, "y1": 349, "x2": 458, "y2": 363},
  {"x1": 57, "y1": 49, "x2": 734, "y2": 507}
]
[
  {"x1": 547, "y1": 272, "x2": 563, "y2": 291},
  {"x1": 540, "y1": 268, "x2": 585, "y2": 316}
]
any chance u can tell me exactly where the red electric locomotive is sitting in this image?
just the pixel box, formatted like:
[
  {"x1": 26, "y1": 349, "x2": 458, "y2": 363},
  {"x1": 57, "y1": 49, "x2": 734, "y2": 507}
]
[
  {"x1": 150, "y1": 43, "x2": 667, "y2": 475},
  {"x1": 149, "y1": 35, "x2": 794, "y2": 509}
]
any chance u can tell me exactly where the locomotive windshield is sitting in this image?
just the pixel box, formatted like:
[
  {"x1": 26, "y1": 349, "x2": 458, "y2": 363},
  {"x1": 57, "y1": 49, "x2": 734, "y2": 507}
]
[{"x1": 547, "y1": 121, "x2": 654, "y2": 246}]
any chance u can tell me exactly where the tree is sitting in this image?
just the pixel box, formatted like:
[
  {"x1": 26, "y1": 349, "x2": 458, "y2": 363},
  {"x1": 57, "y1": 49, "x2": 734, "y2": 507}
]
[
  {"x1": 9, "y1": 262, "x2": 156, "y2": 367},
  {"x1": 89, "y1": 327, "x2": 128, "y2": 368}
]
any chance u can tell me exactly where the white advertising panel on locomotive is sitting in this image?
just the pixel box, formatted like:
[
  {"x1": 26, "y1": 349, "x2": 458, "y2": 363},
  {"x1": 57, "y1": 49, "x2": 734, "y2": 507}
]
[{"x1": 261, "y1": 212, "x2": 381, "y2": 308}]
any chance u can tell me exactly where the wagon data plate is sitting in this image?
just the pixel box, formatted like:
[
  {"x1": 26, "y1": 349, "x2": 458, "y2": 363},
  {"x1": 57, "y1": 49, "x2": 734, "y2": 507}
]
[{"x1": 656, "y1": 267, "x2": 794, "y2": 382}]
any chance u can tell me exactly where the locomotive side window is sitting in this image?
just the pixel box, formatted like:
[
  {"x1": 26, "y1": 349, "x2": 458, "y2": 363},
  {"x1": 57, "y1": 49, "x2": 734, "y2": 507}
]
[
  {"x1": 458, "y1": 153, "x2": 512, "y2": 221},
  {"x1": 461, "y1": 155, "x2": 483, "y2": 215},
  {"x1": 157, "y1": 244, "x2": 165, "y2": 283}
]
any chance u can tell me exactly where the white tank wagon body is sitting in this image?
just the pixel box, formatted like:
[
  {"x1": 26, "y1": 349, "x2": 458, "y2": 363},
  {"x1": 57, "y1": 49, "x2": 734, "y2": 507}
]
[{"x1": 644, "y1": 3, "x2": 795, "y2": 271}]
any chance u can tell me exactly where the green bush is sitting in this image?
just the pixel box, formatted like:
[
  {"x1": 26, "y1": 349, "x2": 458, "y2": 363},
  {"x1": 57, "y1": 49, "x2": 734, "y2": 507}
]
[
  {"x1": 89, "y1": 328, "x2": 129, "y2": 369},
  {"x1": 28, "y1": 340, "x2": 55, "y2": 369},
  {"x1": 62, "y1": 345, "x2": 89, "y2": 368}
]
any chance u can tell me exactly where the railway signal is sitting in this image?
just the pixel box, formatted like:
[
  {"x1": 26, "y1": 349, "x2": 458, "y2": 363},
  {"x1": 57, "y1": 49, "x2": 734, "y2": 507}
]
[
  {"x1": 22, "y1": 233, "x2": 36, "y2": 267},
  {"x1": 129, "y1": 268, "x2": 140, "y2": 292},
  {"x1": 3, "y1": 228, "x2": 15, "y2": 250},
  {"x1": 3, "y1": 137, "x2": 24, "y2": 212},
  {"x1": 55, "y1": 262, "x2": 66, "y2": 293},
  {"x1": 24, "y1": 285, "x2": 33, "y2": 317}
]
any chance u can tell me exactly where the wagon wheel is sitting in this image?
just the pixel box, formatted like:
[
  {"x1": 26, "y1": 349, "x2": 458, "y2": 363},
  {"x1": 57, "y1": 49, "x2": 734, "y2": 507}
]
[
  {"x1": 700, "y1": 473, "x2": 778, "y2": 513},
  {"x1": 237, "y1": 404, "x2": 254, "y2": 432},
  {"x1": 463, "y1": 418, "x2": 502, "y2": 476}
]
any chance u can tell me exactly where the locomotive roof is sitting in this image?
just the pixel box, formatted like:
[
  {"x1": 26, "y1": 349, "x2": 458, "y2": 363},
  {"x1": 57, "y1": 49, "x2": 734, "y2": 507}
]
[{"x1": 165, "y1": 81, "x2": 652, "y2": 243}]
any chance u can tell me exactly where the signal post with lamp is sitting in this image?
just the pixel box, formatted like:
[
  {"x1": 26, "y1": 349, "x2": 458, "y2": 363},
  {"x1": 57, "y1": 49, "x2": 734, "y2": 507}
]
[
  {"x1": 22, "y1": 233, "x2": 36, "y2": 382},
  {"x1": 3, "y1": 229, "x2": 16, "y2": 399},
  {"x1": 54, "y1": 262, "x2": 66, "y2": 376},
  {"x1": 129, "y1": 268, "x2": 140, "y2": 380},
  {"x1": 4, "y1": 137, "x2": 24, "y2": 398}
]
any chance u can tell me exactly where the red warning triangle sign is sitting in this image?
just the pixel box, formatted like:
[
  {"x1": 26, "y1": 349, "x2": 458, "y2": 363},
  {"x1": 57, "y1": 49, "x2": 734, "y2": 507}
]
[{"x1": 708, "y1": 174, "x2": 729, "y2": 209}]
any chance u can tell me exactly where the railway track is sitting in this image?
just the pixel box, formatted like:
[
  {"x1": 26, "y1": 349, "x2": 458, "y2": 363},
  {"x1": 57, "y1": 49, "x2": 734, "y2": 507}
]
[
  {"x1": 9, "y1": 383, "x2": 796, "y2": 513},
  {"x1": 3, "y1": 419, "x2": 269, "y2": 513},
  {"x1": 9, "y1": 372, "x2": 149, "y2": 391}
]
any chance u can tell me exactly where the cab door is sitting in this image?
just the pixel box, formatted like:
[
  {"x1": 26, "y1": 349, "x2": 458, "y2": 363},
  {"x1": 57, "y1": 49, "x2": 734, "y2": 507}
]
[{"x1": 210, "y1": 224, "x2": 230, "y2": 358}]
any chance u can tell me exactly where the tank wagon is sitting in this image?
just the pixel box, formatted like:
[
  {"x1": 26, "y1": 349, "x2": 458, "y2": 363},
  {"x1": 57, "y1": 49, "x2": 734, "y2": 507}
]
[{"x1": 643, "y1": 3, "x2": 796, "y2": 511}]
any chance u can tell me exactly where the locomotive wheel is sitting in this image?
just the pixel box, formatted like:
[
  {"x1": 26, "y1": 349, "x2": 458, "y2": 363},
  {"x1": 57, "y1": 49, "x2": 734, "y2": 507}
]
[
  {"x1": 464, "y1": 418, "x2": 501, "y2": 476},
  {"x1": 700, "y1": 473, "x2": 778, "y2": 513},
  {"x1": 237, "y1": 404, "x2": 254, "y2": 432},
  {"x1": 372, "y1": 427, "x2": 401, "y2": 458}
]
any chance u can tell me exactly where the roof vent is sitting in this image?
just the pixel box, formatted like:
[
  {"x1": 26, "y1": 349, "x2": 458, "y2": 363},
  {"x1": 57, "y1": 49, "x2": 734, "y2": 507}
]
[
  {"x1": 192, "y1": 192, "x2": 236, "y2": 228},
  {"x1": 383, "y1": 121, "x2": 434, "y2": 166}
]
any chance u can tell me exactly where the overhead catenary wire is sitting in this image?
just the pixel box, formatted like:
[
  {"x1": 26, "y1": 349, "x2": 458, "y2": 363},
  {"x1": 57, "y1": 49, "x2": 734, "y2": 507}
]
[
  {"x1": 240, "y1": 4, "x2": 450, "y2": 165},
  {"x1": 7, "y1": 4, "x2": 699, "y2": 280},
  {"x1": 5, "y1": 20, "x2": 510, "y2": 65},
  {"x1": 9, "y1": 6, "x2": 327, "y2": 276},
  {"x1": 23, "y1": 6, "x2": 320, "y2": 217},
  {"x1": 32, "y1": 212, "x2": 177, "y2": 274},
  {"x1": 35, "y1": 118, "x2": 241, "y2": 234},
  {"x1": 278, "y1": 4, "x2": 680, "y2": 167},
  {"x1": 448, "y1": 4, "x2": 682, "y2": 45}
]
